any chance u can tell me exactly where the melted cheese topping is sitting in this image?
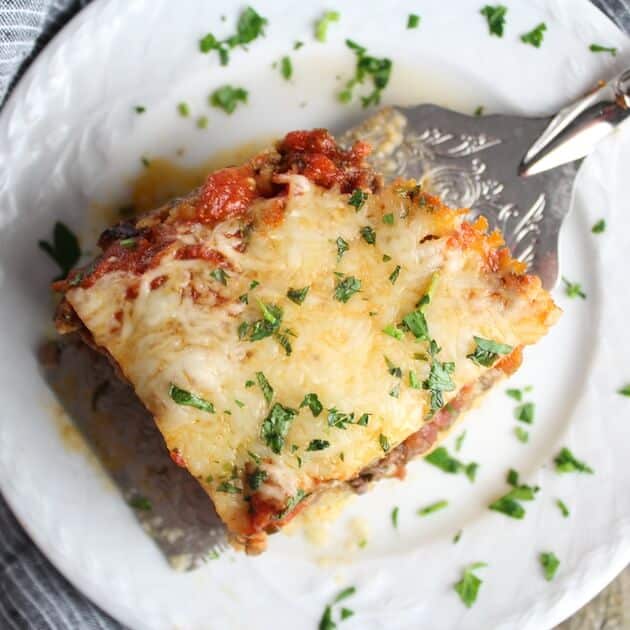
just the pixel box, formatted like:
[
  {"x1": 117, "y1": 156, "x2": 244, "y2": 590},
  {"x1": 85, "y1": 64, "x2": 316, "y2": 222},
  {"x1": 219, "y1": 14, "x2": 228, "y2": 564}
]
[{"x1": 65, "y1": 175, "x2": 559, "y2": 541}]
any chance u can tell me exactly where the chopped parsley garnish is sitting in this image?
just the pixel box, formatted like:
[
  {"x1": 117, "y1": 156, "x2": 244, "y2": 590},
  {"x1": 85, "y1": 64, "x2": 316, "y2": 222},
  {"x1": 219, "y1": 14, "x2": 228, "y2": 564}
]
[
  {"x1": 319, "y1": 606, "x2": 334, "y2": 630},
  {"x1": 514, "y1": 401, "x2": 535, "y2": 424},
  {"x1": 339, "y1": 40, "x2": 392, "y2": 108},
  {"x1": 474, "y1": 105, "x2": 484, "y2": 116},
  {"x1": 248, "y1": 450, "x2": 261, "y2": 464},
  {"x1": 287, "y1": 286, "x2": 309, "y2": 305},
  {"x1": 389, "y1": 383, "x2": 400, "y2": 398},
  {"x1": 327, "y1": 408, "x2": 356, "y2": 429},
  {"x1": 506, "y1": 388, "x2": 523, "y2": 401},
  {"x1": 245, "y1": 379, "x2": 255, "y2": 388},
  {"x1": 315, "y1": 10, "x2": 340, "y2": 42},
  {"x1": 425, "y1": 447, "x2": 478, "y2": 482},
  {"x1": 129, "y1": 495, "x2": 152, "y2": 511},
  {"x1": 261, "y1": 403, "x2": 298, "y2": 454},
  {"x1": 562, "y1": 276, "x2": 586, "y2": 299},
  {"x1": 247, "y1": 468, "x2": 267, "y2": 490},
  {"x1": 141, "y1": 156, "x2": 150, "y2": 168},
  {"x1": 423, "y1": 341, "x2": 456, "y2": 414},
  {"x1": 210, "y1": 268, "x2": 229, "y2": 285},
  {"x1": 591, "y1": 219, "x2": 606, "y2": 233},
  {"x1": 234, "y1": 399, "x2": 245, "y2": 408},
  {"x1": 349, "y1": 189, "x2": 368, "y2": 211},
  {"x1": 134, "y1": 105, "x2": 145, "y2": 114},
  {"x1": 489, "y1": 471, "x2": 539, "y2": 519},
  {"x1": 177, "y1": 102, "x2": 189, "y2": 117},
  {"x1": 409, "y1": 370, "x2": 421, "y2": 389},
  {"x1": 402, "y1": 309, "x2": 429, "y2": 340},
  {"x1": 169, "y1": 383, "x2": 215, "y2": 413},
  {"x1": 210, "y1": 85, "x2": 248, "y2": 114},
  {"x1": 453, "y1": 530, "x2": 462, "y2": 544},
  {"x1": 467, "y1": 336, "x2": 513, "y2": 367},
  {"x1": 359, "y1": 225, "x2": 376, "y2": 244},
  {"x1": 385, "y1": 356, "x2": 402, "y2": 378},
  {"x1": 119, "y1": 238, "x2": 136, "y2": 249},
  {"x1": 256, "y1": 371, "x2": 274, "y2": 404},
  {"x1": 199, "y1": 7, "x2": 268, "y2": 65},
  {"x1": 207, "y1": 549, "x2": 220, "y2": 560},
  {"x1": 217, "y1": 481, "x2": 241, "y2": 494},
  {"x1": 480, "y1": 4, "x2": 507, "y2": 37},
  {"x1": 382, "y1": 254, "x2": 392, "y2": 262},
  {"x1": 383, "y1": 323, "x2": 404, "y2": 342},
  {"x1": 554, "y1": 447, "x2": 594, "y2": 474},
  {"x1": 417, "y1": 500, "x2": 448, "y2": 516},
  {"x1": 38, "y1": 221, "x2": 81, "y2": 280},
  {"x1": 279, "y1": 56, "x2": 292, "y2": 80},
  {"x1": 540, "y1": 552, "x2": 560, "y2": 581},
  {"x1": 250, "y1": 280, "x2": 260, "y2": 289},
  {"x1": 391, "y1": 506, "x2": 399, "y2": 528},
  {"x1": 294, "y1": 40, "x2": 304, "y2": 50},
  {"x1": 240, "y1": 301, "x2": 291, "y2": 355},
  {"x1": 334, "y1": 275, "x2": 361, "y2": 302},
  {"x1": 555, "y1": 499, "x2": 570, "y2": 518},
  {"x1": 589, "y1": 43, "x2": 617, "y2": 56},
  {"x1": 379, "y1": 434, "x2": 390, "y2": 452},
  {"x1": 514, "y1": 426, "x2": 529, "y2": 443},
  {"x1": 454, "y1": 562, "x2": 487, "y2": 608},
  {"x1": 382, "y1": 213, "x2": 394, "y2": 225},
  {"x1": 239, "y1": 293, "x2": 249, "y2": 304},
  {"x1": 334, "y1": 586, "x2": 356, "y2": 603},
  {"x1": 336, "y1": 236, "x2": 349, "y2": 261},
  {"x1": 455, "y1": 431, "x2": 466, "y2": 452},
  {"x1": 520, "y1": 22, "x2": 546, "y2": 47},
  {"x1": 196, "y1": 115, "x2": 208, "y2": 129},
  {"x1": 357, "y1": 413, "x2": 370, "y2": 426},
  {"x1": 307, "y1": 439, "x2": 330, "y2": 451},
  {"x1": 300, "y1": 393, "x2": 323, "y2": 417},
  {"x1": 407, "y1": 14, "x2": 420, "y2": 29},
  {"x1": 340, "y1": 608, "x2": 354, "y2": 620},
  {"x1": 276, "y1": 488, "x2": 307, "y2": 520},
  {"x1": 388, "y1": 265, "x2": 401, "y2": 284},
  {"x1": 619, "y1": 384, "x2": 630, "y2": 397}
]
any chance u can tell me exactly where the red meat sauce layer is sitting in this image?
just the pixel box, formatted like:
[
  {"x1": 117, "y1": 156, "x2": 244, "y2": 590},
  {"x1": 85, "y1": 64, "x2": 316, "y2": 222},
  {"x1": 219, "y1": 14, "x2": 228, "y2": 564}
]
[{"x1": 53, "y1": 129, "x2": 376, "y2": 293}]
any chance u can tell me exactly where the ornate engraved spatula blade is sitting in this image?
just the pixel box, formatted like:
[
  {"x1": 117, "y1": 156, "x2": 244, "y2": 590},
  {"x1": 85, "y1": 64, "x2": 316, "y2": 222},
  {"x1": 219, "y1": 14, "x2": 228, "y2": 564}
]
[{"x1": 340, "y1": 107, "x2": 578, "y2": 289}]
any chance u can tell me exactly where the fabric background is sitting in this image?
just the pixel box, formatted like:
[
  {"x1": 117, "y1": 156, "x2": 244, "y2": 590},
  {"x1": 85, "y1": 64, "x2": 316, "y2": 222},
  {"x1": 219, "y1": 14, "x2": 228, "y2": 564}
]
[{"x1": 0, "y1": 0, "x2": 628, "y2": 628}]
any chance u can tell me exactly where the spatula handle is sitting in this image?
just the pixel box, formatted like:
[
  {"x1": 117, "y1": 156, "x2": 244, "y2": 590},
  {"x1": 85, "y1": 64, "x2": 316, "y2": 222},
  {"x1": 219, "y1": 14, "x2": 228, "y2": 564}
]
[{"x1": 519, "y1": 67, "x2": 630, "y2": 176}]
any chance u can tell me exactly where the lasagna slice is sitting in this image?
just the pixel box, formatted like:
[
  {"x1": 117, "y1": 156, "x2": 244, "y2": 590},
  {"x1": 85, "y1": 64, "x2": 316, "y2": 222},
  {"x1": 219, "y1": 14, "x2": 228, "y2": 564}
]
[{"x1": 54, "y1": 129, "x2": 560, "y2": 553}]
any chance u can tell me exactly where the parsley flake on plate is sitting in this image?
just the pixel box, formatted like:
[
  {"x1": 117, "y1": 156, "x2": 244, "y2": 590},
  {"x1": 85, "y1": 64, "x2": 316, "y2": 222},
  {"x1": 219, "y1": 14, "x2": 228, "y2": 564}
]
[
  {"x1": 287, "y1": 286, "x2": 309, "y2": 304},
  {"x1": 540, "y1": 552, "x2": 560, "y2": 581},
  {"x1": 422, "y1": 340, "x2": 456, "y2": 415},
  {"x1": 514, "y1": 401, "x2": 535, "y2": 424},
  {"x1": 334, "y1": 275, "x2": 361, "y2": 302},
  {"x1": 407, "y1": 14, "x2": 421, "y2": 29},
  {"x1": 474, "y1": 105, "x2": 484, "y2": 116},
  {"x1": 455, "y1": 431, "x2": 466, "y2": 452},
  {"x1": 134, "y1": 105, "x2": 146, "y2": 114},
  {"x1": 425, "y1": 447, "x2": 478, "y2": 482},
  {"x1": 382, "y1": 213, "x2": 394, "y2": 225},
  {"x1": 480, "y1": 4, "x2": 507, "y2": 37},
  {"x1": 196, "y1": 115, "x2": 208, "y2": 129},
  {"x1": 554, "y1": 447, "x2": 594, "y2": 474},
  {"x1": 217, "y1": 481, "x2": 241, "y2": 494},
  {"x1": 589, "y1": 43, "x2": 617, "y2": 56},
  {"x1": 391, "y1": 506, "x2": 399, "y2": 528},
  {"x1": 169, "y1": 383, "x2": 214, "y2": 413},
  {"x1": 520, "y1": 22, "x2": 547, "y2": 47},
  {"x1": 453, "y1": 530, "x2": 462, "y2": 544},
  {"x1": 591, "y1": 219, "x2": 606, "y2": 233},
  {"x1": 339, "y1": 40, "x2": 392, "y2": 108},
  {"x1": 199, "y1": 7, "x2": 267, "y2": 65},
  {"x1": 467, "y1": 336, "x2": 513, "y2": 367},
  {"x1": 280, "y1": 56, "x2": 292, "y2": 80},
  {"x1": 177, "y1": 102, "x2": 189, "y2": 117},
  {"x1": 417, "y1": 500, "x2": 448, "y2": 516},
  {"x1": 555, "y1": 498, "x2": 570, "y2": 518},
  {"x1": 315, "y1": 10, "x2": 340, "y2": 42},
  {"x1": 379, "y1": 434, "x2": 390, "y2": 452},
  {"x1": 514, "y1": 426, "x2": 529, "y2": 443},
  {"x1": 382, "y1": 324, "x2": 404, "y2": 340},
  {"x1": 454, "y1": 562, "x2": 487, "y2": 608},
  {"x1": 388, "y1": 265, "x2": 401, "y2": 284},
  {"x1": 618, "y1": 384, "x2": 630, "y2": 397},
  {"x1": 506, "y1": 387, "x2": 523, "y2": 401},
  {"x1": 210, "y1": 85, "x2": 248, "y2": 114},
  {"x1": 562, "y1": 276, "x2": 586, "y2": 299},
  {"x1": 38, "y1": 221, "x2": 81, "y2": 280},
  {"x1": 261, "y1": 403, "x2": 298, "y2": 454},
  {"x1": 489, "y1": 471, "x2": 539, "y2": 519}
]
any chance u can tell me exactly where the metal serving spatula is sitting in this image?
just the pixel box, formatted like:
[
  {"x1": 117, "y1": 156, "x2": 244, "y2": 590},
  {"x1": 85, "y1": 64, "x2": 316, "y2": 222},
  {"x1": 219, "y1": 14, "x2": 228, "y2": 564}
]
[{"x1": 341, "y1": 66, "x2": 630, "y2": 289}]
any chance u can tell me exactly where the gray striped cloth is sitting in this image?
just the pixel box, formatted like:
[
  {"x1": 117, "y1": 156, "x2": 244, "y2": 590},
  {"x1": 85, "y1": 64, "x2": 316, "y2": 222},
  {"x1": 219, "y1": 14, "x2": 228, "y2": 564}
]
[{"x1": 0, "y1": 1, "x2": 629, "y2": 628}]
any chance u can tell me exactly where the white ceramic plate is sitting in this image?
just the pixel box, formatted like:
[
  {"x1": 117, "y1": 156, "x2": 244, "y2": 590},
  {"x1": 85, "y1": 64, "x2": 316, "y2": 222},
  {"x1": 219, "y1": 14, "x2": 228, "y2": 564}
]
[{"x1": 1, "y1": 1, "x2": 630, "y2": 628}]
